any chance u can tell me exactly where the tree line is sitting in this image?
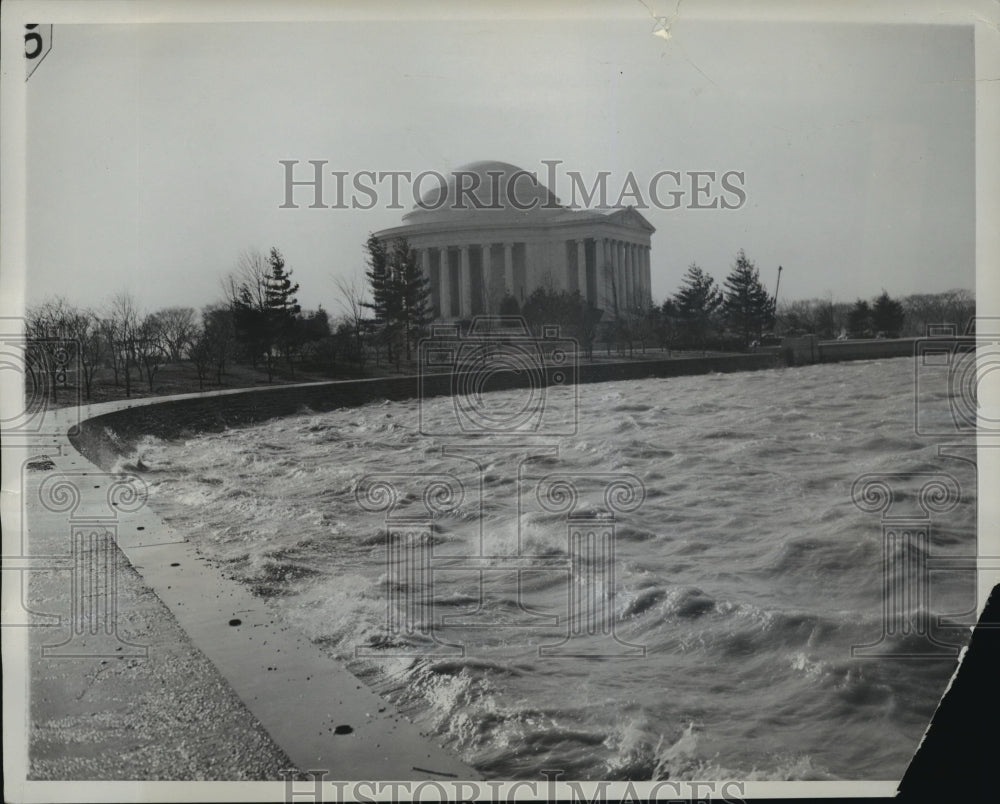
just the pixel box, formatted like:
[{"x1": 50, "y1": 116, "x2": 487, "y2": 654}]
[
  {"x1": 24, "y1": 236, "x2": 974, "y2": 403},
  {"x1": 778, "y1": 288, "x2": 974, "y2": 340},
  {"x1": 474, "y1": 248, "x2": 778, "y2": 358},
  {"x1": 25, "y1": 246, "x2": 333, "y2": 401}
]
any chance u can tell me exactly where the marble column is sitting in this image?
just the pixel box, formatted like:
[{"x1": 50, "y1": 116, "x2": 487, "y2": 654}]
[
  {"x1": 612, "y1": 240, "x2": 622, "y2": 312},
  {"x1": 624, "y1": 243, "x2": 632, "y2": 310},
  {"x1": 605, "y1": 239, "x2": 613, "y2": 310},
  {"x1": 503, "y1": 242, "x2": 514, "y2": 297},
  {"x1": 601, "y1": 238, "x2": 612, "y2": 311},
  {"x1": 576, "y1": 239, "x2": 587, "y2": 301},
  {"x1": 481, "y1": 243, "x2": 492, "y2": 312},
  {"x1": 640, "y1": 246, "x2": 646, "y2": 305},
  {"x1": 420, "y1": 249, "x2": 433, "y2": 314},
  {"x1": 610, "y1": 240, "x2": 618, "y2": 310},
  {"x1": 459, "y1": 245, "x2": 472, "y2": 317},
  {"x1": 635, "y1": 245, "x2": 641, "y2": 306},
  {"x1": 635, "y1": 245, "x2": 643, "y2": 307},
  {"x1": 522, "y1": 243, "x2": 533, "y2": 296},
  {"x1": 439, "y1": 247, "x2": 451, "y2": 319},
  {"x1": 643, "y1": 246, "x2": 650, "y2": 305},
  {"x1": 595, "y1": 238, "x2": 604, "y2": 310},
  {"x1": 624, "y1": 244, "x2": 632, "y2": 310},
  {"x1": 633, "y1": 244, "x2": 640, "y2": 307},
  {"x1": 643, "y1": 246, "x2": 651, "y2": 305},
  {"x1": 618, "y1": 243, "x2": 625, "y2": 310}
]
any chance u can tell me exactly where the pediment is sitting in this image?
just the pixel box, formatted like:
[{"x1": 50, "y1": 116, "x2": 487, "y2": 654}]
[{"x1": 605, "y1": 206, "x2": 656, "y2": 233}]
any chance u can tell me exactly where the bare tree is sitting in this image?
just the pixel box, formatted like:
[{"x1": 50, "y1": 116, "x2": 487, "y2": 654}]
[
  {"x1": 97, "y1": 316, "x2": 121, "y2": 386},
  {"x1": 134, "y1": 312, "x2": 166, "y2": 392},
  {"x1": 108, "y1": 292, "x2": 141, "y2": 397},
  {"x1": 188, "y1": 330, "x2": 212, "y2": 391},
  {"x1": 25, "y1": 297, "x2": 77, "y2": 404},
  {"x1": 222, "y1": 248, "x2": 272, "y2": 371},
  {"x1": 153, "y1": 306, "x2": 197, "y2": 362},
  {"x1": 903, "y1": 288, "x2": 975, "y2": 336},
  {"x1": 223, "y1": 248, "x2": 270, "y2": 309},
  {"x1": 334, "y1": 273, "x2": 371, "y2": 372},
  {"x1": 63, "y1": 308, "x2": 104, "y2": 400},
  {"x1": 200, "y1": 303, "x2": 237, "y2": 384}
]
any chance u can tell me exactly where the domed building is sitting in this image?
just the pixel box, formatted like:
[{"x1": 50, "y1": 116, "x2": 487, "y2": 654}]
[{"x1": 373, "y1": 161, "x2": 654, "y2": 321}]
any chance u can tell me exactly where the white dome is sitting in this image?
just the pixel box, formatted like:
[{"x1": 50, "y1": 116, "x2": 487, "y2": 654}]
[{"x1": 401, "y1": 161, "x2": 564, "y2": 224}]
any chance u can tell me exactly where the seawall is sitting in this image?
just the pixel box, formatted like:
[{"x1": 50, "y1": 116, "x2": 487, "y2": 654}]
[
  {"x1": 69, "y1": 352, "x2": 782, "y2": 462},
  {"x1": 68, "y1": 340, "x2": 924, "y2": 465},
  {"x1": 782, "y1": 335, "x2": 918, "y2": 366},
  {"x1": 26, "y1": 406, "x2": 480, "y2": 780},
  {"x1": 41, "y1": 341, "x2": 913, "y2": 781}
]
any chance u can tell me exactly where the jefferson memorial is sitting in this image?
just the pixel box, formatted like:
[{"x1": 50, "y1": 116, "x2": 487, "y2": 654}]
[{"x1": 373, "y1": 161, "x2": 655, "y2": 321}]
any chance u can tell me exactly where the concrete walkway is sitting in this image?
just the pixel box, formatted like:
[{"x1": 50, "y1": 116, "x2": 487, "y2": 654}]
[{"x1": 11, "y1": 386, "x2": 479, "y2": 782}]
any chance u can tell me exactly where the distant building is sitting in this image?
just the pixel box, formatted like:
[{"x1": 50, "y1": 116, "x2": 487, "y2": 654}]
[{"x1": 373, "y1": 161, "x2": 654, "y2": 320}]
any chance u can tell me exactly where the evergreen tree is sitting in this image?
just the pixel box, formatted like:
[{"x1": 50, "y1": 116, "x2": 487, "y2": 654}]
[
  {"x1": 659, "y1": 298, "x2": 679, "y2": 351},
  {"x1": 363, "y1": 234, "x2": 392, "y2": 323},
  {"x1": 363, "y1": 234, "x2": 401, "y2": 363},
  {"x1": 722, "y1": 250, "x2": 775, "y2": 347},
  {"x1": 814, "y1": 297, "x2": 838, "y2": 339},
  {"x1": 264, "y1": 247, "x2": 302, "y2": 369},
  {"x1": 499, "y1": 293, "x2": 521, "y2": 315},
  {"x1": 871, "y1": 290, "x2": 905, "y2": 337},
  {"x1": 363, "y1": 235, "x2": 430, "y2": 365},
  {"x1": 231, "y1": 283, "x2": 269, "y2": 368},
  {"x1": 672, "y1": 263, "x2": 723, "y2": 348},
  {"x1": 522, "y1": 287, "x2": 581, "y2": 338},
  {"x1": 847, "y1": 299, "x2": 872, "y2": 338},
  {"x1": 264, "y1": 247, "x2": 301, "y2": 319},
  {"x1": 226, "y1": 246, "x2": 301, "y2": 380},
  {"x1": 303, "y1": 306, "x2": 331, "y2": 341},
  {"x1": 393, "y1": 238, "x2": 432, "y2": 361}
]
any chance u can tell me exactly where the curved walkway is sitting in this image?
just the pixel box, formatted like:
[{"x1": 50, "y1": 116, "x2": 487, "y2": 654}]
[
  {"x1": 18, "y1": 352, "x2": 780, "y2": 784},
  {"x1": 20, "y1": 382, "x2": 478, "y2": 781}
]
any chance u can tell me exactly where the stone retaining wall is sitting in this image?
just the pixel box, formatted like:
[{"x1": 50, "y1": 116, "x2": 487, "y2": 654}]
[
  {"x1": 816, "y1": 337, "x2": 918, "y2": 363},
  {"x1": 69, "y1": 352, "x2": 782, "y2": 465}
]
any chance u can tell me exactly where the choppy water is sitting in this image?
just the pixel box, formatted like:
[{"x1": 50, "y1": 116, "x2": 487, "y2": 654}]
[{"x1": 131, "y1": 357, "x2": 977, "y2": 781}]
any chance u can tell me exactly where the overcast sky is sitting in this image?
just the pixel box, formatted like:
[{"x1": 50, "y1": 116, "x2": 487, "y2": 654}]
[{"x1": 25, "y1": 11, "x2": 974, "y2": 315}]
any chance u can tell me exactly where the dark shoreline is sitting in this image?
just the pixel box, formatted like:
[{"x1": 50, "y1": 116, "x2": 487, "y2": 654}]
[
  {"x1": 68, "y1": 340, "x2": 923, "y2": 467},
  {"x1": 23, "y1": 347, "x2": 922, "y2": 784},
  {"x1": 69, "y1": 352, "x2": 782, "y2": 464}
]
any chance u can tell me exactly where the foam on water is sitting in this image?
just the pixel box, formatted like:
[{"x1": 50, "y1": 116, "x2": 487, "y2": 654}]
[{"x1": 133, "y1": 357, "x2": 976, "y2": 780}]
